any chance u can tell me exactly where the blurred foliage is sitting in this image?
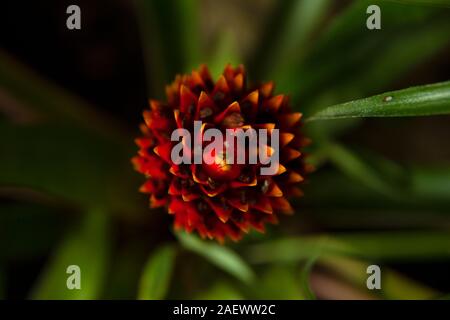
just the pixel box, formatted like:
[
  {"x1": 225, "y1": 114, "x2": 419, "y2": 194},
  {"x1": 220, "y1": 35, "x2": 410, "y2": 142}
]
[
  {"x1": 176, "y1": 231, "x2": 255, "y2": 285},
  {"x1": 30, "y1": 210, "x2": 111, "y2": 299},
  {"x1": 138, "y1": 245, "x2": 176, "y2": 300},
  {"x1": 0, "y1": 0, "x2": 449, "y2": 300}
]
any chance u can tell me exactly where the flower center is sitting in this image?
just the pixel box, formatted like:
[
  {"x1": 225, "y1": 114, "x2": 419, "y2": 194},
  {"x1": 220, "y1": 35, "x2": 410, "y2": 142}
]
[{"x1": 202, "y1": 147, "x2": 242, "y2": 181}]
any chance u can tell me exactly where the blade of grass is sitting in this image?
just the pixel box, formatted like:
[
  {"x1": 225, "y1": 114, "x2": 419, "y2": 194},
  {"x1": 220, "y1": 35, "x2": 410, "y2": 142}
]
[
  {"x1": 246, "y1": 231, "x2": 450, "y2": 264},
  {"x1": 0, "y1": 203, "x2": 67, "y2": 260},
  {"x1": 262, "y1": 0, "x2": 332, "y2": 81},
  {"x1": 0, "y1": 51, "x2": 126, "y2": 141},
  {"x1": 175, "y1": 0, "x2": 202, "y2": 71},
  {"x1": 308, "y1": 81, "x2": 450, "y2": 120},
  {"x1": 103, "y1": 243, "x2": 149, "y2": 299},
  {"x1": 320, "y1": 256, "x2": 439, "y2": 299},
  {"x1": 302, "y1": 165, "x2": 450, "y2": 214},
  {"x1": 134, "y1": 0, "x2": 170, "y2": 98},
  {"x1": 138, "y1": 245, "x2": 177, "y2": 300},
  {"x1": 30, "y1": 209, "x2": 111, "y2": 299},
  {"x1": 305, "y1": 16, "x2": 450, "y2": 116},
  {"x1": 250, "y1": 266, "x2": 305, "y2": 299},
  {"x1": 134, "y1": 0, "x2": 202, "y2": 96},
  {"x1": 324, "y1": 143, "x2": 398, "y2": 197},
  {"x1": 176, "y1": 231, "x2": 255, "y2": 285},
  {"x1": 0, "y1": 122, "x2": 140, "y2": 212},
  {"x1": 196, "y1": 282, "x2": 244, "y2": 300},
  {"x1": 411, "y1": 166, "x2": 450, "y2": 203},
  {"x1": 277, "y1": 0, "x2": 440, "y2": 104},
  {"x1": 382, "y1": 0, "x2": 450, "y2": 7},
  {"x1": 207, "y1": 30, "x2": 241, "y2": 80},
  {"x1": 249, "y1": 0, "x2": 296, "y2": 78},
  {"x1": 300, "y1": 256, "x2": 318, "y2": 300}
]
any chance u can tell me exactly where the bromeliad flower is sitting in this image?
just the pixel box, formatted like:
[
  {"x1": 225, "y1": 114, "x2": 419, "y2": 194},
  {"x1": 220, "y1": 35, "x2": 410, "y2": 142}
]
[{"x1": 132, "y1": 64, "x2": 310, "y2": 243}]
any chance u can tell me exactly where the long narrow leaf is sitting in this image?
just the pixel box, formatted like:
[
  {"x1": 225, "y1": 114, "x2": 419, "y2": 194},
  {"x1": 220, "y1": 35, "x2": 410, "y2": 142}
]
[
  {"x1": 263, "y1": 0, "x2": 332, "y2": 81},
  {"x1": 320, "y1": 256, "x2": 439, "y2": 299},
  {"x1": 382, "y1": 0, "x2": 450, "y2": 7},
  {"x1": 324, "y1": 144, "x2": 399, "y2": 197},
  {"x1": 30, "y1": 209, "x2": 111, "y2": 299},
  {"x1": 176, "y1": 231, "x2": 255, "y2": 284},
  {"x1": 247, "y1": 231, "x2": 450, "y2": 264},
  {"x1": 196, "y1": 282, "x2": 244, "y2": 300},
  {"x1": 277, "y1": 0, "x2": 440, "y2": 104},
  {"x1": 300, "y1": 256, "x2": 318, "y2": 300},
  {"x1": 305, "y1": 17, "x2": 450, "y2": 116},
  {"x1": 308, "y1": 81, "x2": 450, "y2": 120},
  {"x1": 0, "y1": 123, "x2": 140, "y2": 212},
  {"x1": 138, "y1": 245, "x2": 177, "y2": 300},
  {"x1": 0, "y1": 51, "x2": 125, "y2": 140}
]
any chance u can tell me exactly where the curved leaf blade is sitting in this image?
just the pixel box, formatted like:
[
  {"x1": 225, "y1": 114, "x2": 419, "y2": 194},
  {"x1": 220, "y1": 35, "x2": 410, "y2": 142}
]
[
  {"x1": 309, "y1": 81, "x2": 450, "y2": 120},
  {"x1": 247, "y1": 231, "x2": 450, "y2": 264},
  {"x1": 176, "y1": 231, "x2": 255, "y2": 284},
  {"x1": 381, "y1": 0, "x2": 450, "y2": 8},
  {"x1": 300, "y1": 256, "x2": 318, "y2": 300},
  {"x1": 138, "y1": 245, "x2": 177, "y2": 300},
  {"x1": 30, "y1": 209, "x2": 111, "y2": 300}
]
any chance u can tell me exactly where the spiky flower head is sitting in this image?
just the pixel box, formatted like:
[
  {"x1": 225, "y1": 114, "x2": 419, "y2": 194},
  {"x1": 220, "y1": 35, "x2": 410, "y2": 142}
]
[{"x1": 132, "y1": 64, "x2": 310, "y2": 243}]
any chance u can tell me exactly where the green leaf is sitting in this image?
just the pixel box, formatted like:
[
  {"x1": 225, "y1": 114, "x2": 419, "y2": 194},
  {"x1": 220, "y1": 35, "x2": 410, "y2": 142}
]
[
  {"x1": 175, "y1": 0, "x2": 202, "y2": 71},
  {"x1": 247, "y1": 231, "x2": 450, "y2": 264},
  {"x1": 0, "y1": 203, "x2": 67, "y2": 260},
  {"x1": 0, "y1": 122, "x2": 140, "y2": 212},
  {"x1": 103, "y1": 243, "x2": 149, "y2": 299},
  {"x1": 30, "y1": 209, "x2": 111, "y2": 299},
  {"x1": 195, "y1": 282, "x2": 244, "y2": 300},
  {"x1": 250, "y1": 265, "x2": 304, "y2": 300},
  {"x1": 0, "y1": 50, "x2": 126, "y2": 140},
  {"x1": 308, "y1": 81, "x2": 450, "y2": 120},
  {"x1": 207, "y1": 31, "x2": 241, "y2": 80},
  {"x1": 320, "y1": 256, "x2": 439, "y2": 299},
  {"x1": 134, "y1": 0, "x2": 169, "y2": 98},
  {"x1": 277, "y1": 0, "x2": 443, "y2": 105},
  {"x1": 305, "y1": 16, "x2": 450, "y2": 116},
  {"x1": 138, "y1": 245, "x2": 177, "y2": 300},
  {"x1": 381, "y1": 0, "x2": 450, "y2": 7},
  {"x1": 134, "y1": 0, "x2": 202, "y2": 96},
  {"x1": 324, "y1": 144, "x2": 397, "y2": 196},
  {"x1": 300, "y1": 256, "x2": 318, "y2": 300},
  {"x1": 410, "y1": 166, "x2": 450, "y2": 203},
  {"x1": 261, "y1": 0, "x2": 332, "y2": 80},
  {"x1": 301, "y1": 165, "x2": 450, "y2": 229},
  {"x1": 176, "y1": 231, "x2": 255, "y2": 284}
]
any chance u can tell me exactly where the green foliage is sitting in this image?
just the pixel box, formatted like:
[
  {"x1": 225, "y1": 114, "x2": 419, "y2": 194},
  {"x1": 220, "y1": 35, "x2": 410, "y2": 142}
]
[
  {"x1": 249, "y1": 265, "x2": 305, "y2": 299},
  {"x1": 0, "y1": 122, "x2": 139, "y2": 212},
  {"x1": 309, "y1": 81, "x2": 450, "y2": 120},
  {"x1": 176, "y1": 231, "x2": 255, "y2": 284},
  {"x1": 323, "y1": 143, "x2": 398, "y2": 196},
  {"x1": 321, "y1": 256, "x2": 438, "y2": 299},
  {"x1": 381, "y1": 0, "x2": 450, "y2": 7},
  {"x1": 247, "y1": 231, "x2": 450, "y2": 264},
  {"x1": 1, "y1": 0, "x2": 450, "y2": 300},
  {"x1": 195, "y1": 282, "x2": 244, "y2": 300},
  {"x1": 0, "y1": 51, "x2": 126, "y2": 140},
  {"x1": 138, "y1": 245, "x2": 177, "y2": 300},
  {"x1": 30, "y1": 209, "x2": 111, "y2": 299},
  {"x1": 299, "y1": 256, "x2": 318, "y2": 300},
  {"x1": 0, "y1": 203, "x2": 66, "y2": 261}
]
